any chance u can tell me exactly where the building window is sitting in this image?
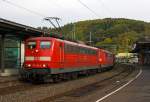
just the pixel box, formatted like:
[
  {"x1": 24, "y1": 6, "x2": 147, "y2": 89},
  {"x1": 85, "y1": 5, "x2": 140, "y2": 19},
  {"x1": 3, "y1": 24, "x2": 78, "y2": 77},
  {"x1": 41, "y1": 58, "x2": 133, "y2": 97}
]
[{"x1": 4, "y1": 36, "x2": 20, "y2": 69}]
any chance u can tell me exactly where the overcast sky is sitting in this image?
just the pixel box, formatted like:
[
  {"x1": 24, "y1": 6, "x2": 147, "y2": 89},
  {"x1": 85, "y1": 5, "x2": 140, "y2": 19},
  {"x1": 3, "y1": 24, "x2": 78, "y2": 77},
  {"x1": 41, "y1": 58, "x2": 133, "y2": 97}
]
[{"x1": 0, "y1": 0, "x2": 150, "y2": 27}]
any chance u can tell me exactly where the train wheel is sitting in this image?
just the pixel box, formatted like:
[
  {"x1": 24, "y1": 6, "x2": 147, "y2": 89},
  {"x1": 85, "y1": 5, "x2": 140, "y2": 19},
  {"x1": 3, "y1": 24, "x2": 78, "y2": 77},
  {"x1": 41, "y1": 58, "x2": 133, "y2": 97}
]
[
  {"x1": 64, "y1": 73, "x2": 72, "y2": 81},
  {"x1": 43, "y1": 75, "x2": 53, "y2": 83},
  {"x1": 52, "y1": 75, "x2": 61, "y2": 83},
  {"x1": 97, "y1": 69, "x2": 101, "y2": 73},
  {"x1": 71, "y1": 72, "x2": 78, "y2": 79}
]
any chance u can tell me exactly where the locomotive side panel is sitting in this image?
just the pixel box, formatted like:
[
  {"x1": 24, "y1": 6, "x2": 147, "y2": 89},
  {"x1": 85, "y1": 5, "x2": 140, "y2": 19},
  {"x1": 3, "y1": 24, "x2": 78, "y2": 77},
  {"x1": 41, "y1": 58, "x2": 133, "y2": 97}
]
[
  {"x1": 98, "y1": 49, "x2": 114, "y2": 68},
  {"x1": 103, "y1": 50, "x2": 114, "y2": 68},
  {"x1": 50, "y1": 41, "x2": 99, "y2": 74},
  {"x1": 49, "y1": 40, "x2": 64, "y2": 68},
  {"x1": 98, "y1": 49, "x2": 106, "y2": 68}
]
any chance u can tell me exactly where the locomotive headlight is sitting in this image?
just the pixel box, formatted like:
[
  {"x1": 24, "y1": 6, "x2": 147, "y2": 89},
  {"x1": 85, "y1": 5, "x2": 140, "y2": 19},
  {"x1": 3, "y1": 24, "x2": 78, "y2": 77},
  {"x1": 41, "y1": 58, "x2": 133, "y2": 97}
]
[
  {"x1": 27, "y1": 64, "x2": 31, "y2": 67},
  {"x1": 99, "y1": 58, "x2": 102, "y2": 62},
  {"x1": 42, "y1": 64, "x2": 46, "y2": 67},
  {"x1": 35, "y1": 49, "x2": 39, "y2": 53}
]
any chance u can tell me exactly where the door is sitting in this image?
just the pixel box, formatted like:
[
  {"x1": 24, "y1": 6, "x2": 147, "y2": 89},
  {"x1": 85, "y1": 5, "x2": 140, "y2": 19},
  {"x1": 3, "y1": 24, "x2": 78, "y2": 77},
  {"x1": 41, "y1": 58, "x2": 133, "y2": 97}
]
[{"x1": 59, "y1": 43, "x2": 64, "y2": 68}]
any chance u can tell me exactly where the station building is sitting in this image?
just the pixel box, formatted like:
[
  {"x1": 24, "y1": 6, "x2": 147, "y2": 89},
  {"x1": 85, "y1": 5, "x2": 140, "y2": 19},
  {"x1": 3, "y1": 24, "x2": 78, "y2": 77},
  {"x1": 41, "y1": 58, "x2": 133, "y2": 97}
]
[
  {"x1": 0, "y1": 18, "x2": 44, "y2": 76},
  {"x1": 132, "y1": 37, "x2": 150, "y2": 65}
]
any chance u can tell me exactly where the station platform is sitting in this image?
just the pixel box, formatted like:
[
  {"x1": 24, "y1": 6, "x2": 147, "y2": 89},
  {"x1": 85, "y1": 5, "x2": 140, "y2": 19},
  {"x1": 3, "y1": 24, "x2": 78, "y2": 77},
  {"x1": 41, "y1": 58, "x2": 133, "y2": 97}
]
[{"x1": 0, "y1": 69, "x2": 19, "y2": 77}]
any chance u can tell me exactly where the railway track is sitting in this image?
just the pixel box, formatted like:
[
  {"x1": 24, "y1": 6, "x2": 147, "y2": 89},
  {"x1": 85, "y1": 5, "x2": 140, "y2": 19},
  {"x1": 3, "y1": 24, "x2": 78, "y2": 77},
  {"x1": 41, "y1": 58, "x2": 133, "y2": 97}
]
[
  {"x1": 0, "y1": 79, "x2": 17, "y2": 84},
  {"x1": 38, "y1": 65, "x2": 136, "y2": 102},
  {"x1": 0, "y1": 67, "x2": 113, "y2": 96},
  {"x1": 0, "y1": 67, "x2": 118, "y2": 96},
  {"x1": 0, "y1": 80, "x2": 57, "y2": 95},
  {"x1": 0, "y1": 64, "x2": 136, "y2": 102}
]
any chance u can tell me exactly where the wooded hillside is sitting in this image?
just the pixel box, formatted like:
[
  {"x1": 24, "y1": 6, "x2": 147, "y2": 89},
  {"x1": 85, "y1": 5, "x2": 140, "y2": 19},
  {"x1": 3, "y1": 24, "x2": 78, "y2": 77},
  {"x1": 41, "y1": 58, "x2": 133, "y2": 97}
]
[{"x1": 38, "y1": 18, "x2": 150, "y2": 53}]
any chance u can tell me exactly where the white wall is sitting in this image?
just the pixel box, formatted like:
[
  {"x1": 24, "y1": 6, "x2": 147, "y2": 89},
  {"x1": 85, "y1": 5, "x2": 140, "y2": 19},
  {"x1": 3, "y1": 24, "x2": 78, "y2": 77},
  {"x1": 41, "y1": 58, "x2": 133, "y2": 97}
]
[{"x1": 21, "y1": 43, "x2": 24, "y2": 66}]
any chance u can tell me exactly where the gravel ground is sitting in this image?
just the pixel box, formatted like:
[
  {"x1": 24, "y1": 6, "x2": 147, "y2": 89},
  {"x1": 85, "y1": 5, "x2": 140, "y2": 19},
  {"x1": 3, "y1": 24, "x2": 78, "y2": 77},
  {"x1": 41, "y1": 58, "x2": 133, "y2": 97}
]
[
  {"x1": 0, "y1": 76, "x2": 17, "y2": 83},
  {"x1": 0, "y1": 64, "x2": 131, "y2": 102}
]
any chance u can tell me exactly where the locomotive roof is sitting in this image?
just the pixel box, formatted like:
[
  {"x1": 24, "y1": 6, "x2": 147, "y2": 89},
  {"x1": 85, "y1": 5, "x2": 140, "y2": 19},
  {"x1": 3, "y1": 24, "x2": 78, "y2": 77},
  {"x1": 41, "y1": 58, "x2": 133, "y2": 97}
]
[
  {"x1": 26, "y1": 37, "x2": 54, "y2": 41},
  {"x1": 64, "y1": 40, "x2": 98, "y2": 50},
  {"x1": 99, "y1": 49, "x2": 113, "y2": 54},
  {"x1": 26, "y1": 37, "x2": 98, "y2": 50}
]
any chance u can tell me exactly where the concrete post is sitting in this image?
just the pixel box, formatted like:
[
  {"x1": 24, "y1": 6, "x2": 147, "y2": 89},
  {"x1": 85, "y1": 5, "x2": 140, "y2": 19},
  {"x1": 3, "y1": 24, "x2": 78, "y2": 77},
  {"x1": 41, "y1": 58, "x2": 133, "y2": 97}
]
[{"x1": 1, "y1": 34, "x2": 5, "y2": 72}]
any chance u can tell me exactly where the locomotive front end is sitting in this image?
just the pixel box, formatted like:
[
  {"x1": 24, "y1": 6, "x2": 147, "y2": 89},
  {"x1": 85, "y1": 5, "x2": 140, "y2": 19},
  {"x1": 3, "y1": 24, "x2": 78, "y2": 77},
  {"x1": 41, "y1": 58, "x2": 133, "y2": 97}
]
[{"x1": 20, "y1": 37, "x2": 53, "y2": 80}]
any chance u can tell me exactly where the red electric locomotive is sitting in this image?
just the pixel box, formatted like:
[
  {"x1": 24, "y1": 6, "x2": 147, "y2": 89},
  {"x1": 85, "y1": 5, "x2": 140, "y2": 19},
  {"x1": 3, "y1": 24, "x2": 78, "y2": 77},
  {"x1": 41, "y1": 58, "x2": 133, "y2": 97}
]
[
  {"x1": 20, "y1": 37, "x2": 114, "y2": 82},
  {"x1": 21, "y1": 37, "x2": 101, "y2": 81},
  {"x1": 98, "y1": 49, "x2": 114, "y2": 69}
]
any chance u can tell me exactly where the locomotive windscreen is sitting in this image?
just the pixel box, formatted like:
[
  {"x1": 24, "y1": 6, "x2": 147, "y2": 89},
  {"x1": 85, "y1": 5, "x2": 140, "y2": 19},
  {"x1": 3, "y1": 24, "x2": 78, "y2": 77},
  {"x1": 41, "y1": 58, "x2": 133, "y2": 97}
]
[
  {"x1": 27, "y1": 41, "x2": 36, "y2": 49},
  {"x1": 40, "y1": 41, "x2": 51, "y2": 49}
]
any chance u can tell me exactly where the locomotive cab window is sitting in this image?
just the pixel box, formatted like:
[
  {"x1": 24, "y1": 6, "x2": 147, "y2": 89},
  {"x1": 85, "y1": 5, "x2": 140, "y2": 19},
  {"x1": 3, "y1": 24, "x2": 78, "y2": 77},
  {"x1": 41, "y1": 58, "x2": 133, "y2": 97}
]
[
  {"x1": 27, "y1": 41, "x2": 36, "y2": 49},
  {"x1": 40, "y1": 41, "x2": 51, "y2": 49}
]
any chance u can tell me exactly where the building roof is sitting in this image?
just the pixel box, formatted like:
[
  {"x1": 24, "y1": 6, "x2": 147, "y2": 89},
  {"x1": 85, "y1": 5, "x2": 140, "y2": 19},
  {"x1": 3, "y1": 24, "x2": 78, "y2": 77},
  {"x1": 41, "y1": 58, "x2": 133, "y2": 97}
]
[
  {"x1": 0, "y1": 18, "x2": 62, "y2": 39},
  {"x1": 0, "y1": 18, "x2": 44, "y2": 39},
  {"x1": 132, "y1": 37, "x2": 150, "y2": 53}
]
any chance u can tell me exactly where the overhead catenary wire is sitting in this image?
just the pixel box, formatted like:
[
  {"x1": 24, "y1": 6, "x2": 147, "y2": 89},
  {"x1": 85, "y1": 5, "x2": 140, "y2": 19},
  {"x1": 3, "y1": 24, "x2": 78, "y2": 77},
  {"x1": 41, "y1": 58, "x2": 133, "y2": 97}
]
[
  {"x1": 2, "y1": 0, "x2": 45, "y2": 17},
  {"x1": 2, "y1": 0, "x2": 103, "y2": 28},
  {"x1": 2, "y1": 0, "x2": 63, "y2": 29},
  {"x1": 77, "y1": 0, "x2": 101, "y2": 18}
]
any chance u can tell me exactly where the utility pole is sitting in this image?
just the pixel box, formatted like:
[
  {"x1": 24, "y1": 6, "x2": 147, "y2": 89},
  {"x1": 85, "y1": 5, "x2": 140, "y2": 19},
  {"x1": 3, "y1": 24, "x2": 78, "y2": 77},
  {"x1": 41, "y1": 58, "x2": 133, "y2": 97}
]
[
  {"x1": 71, "y1": 23, "x2": 76, "y2": 40},
  {"x1": 73, "y1": 23, "x2": 76, "y2": 40},
  {"x1": 89, "y1": 32, "x2": 92, "y2": 45},
  {"x1": 87, "y1": 32, "x2": 93, "y2": 45}
]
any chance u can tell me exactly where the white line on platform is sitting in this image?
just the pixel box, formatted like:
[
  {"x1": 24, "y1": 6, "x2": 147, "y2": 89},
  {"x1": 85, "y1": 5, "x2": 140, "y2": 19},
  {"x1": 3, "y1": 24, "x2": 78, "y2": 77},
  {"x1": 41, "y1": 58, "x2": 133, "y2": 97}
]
[{"x1": 95, "y1": 68, "x2": 142, "y2": 102}]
